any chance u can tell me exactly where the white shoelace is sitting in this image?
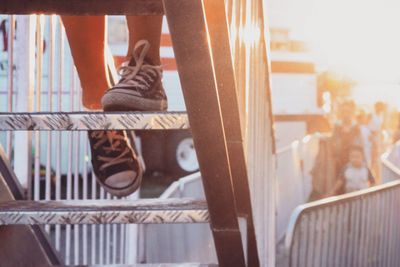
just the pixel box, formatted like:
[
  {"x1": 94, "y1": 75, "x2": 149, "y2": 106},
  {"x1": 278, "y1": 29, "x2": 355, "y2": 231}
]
[
  {"x1": 91, "y1": 131, "x2": 132, "y2": 172},
  {"x1": 117, "y1": 40, "x2": 162, "y2": 90}
]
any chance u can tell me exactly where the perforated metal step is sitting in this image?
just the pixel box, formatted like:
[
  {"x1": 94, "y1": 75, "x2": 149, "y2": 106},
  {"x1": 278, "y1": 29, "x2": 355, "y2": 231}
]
[
  {"x1": 0, "y1": 198, "x2": 208, "y2": 225},
  {"x1": 0, "y1": 112, "x2": 189, "y2": 130}
]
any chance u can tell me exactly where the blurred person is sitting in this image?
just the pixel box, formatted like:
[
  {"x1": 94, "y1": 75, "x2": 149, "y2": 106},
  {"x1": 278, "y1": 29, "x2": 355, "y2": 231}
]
[
  {"x1": 369, "y1": 101, "x2": 386, "y2": 133},
  {"x1": 332, "y1": 100, "x2": 363, "y2": 172},
  {"x1": 392, "y1": 112, "x2": 400, "y2": 143},
  {"x1": 369, "y1": 101, "x2": 387, "y2": 181},
  {"x1": 326, "y1": 145, "x2": 375, "y2": 196},
  {"x1": 61, "y1": 16, "x2": 166, "y2": 197},
  {"x1": 356, "y1": 110, "x2": 372, "y2": 167}
]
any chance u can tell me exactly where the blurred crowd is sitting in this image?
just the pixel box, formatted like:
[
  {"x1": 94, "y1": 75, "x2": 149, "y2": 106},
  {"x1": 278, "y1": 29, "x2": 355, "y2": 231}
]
[{"x1": 321, "y1": 100, "x2": 397, "y2": 197}]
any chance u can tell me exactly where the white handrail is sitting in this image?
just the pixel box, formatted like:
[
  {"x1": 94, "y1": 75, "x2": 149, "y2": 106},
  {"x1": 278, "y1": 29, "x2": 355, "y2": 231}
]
[
  {"x1": 284, "y1": 179, "x2": 400, "y2": 251},
  {"x1": 283, "y1": 144, "x2": 400, "y2": 266}
]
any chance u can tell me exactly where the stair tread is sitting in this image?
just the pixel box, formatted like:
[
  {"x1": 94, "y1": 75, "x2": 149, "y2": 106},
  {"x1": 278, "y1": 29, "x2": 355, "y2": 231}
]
[
  {"x1": 62, "y1": 264, "x2": 218, "y2": 267},
  {"x1": 0, "y1": 111, "x2": 189, "y2": 130},
  {"x1": 0, "y1": 198, "x2": 209, "y2": 225}
]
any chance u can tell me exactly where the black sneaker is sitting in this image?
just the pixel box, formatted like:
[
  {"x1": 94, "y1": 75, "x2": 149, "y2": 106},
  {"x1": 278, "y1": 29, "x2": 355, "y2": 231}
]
[
  {"x1": 102, "y1": 40, "x2": 168, "y2": 111},
  {"x1": 88, "y1": 130, "x2": 143, "y2": 197}
]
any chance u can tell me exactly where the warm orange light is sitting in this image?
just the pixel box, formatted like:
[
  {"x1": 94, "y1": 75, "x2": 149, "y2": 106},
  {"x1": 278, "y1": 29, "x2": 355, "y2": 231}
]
[
  {"x1": 239, "y1": 23, "x2": 261, "y2": 45},
  {"x1": 306, "y1": 0, "x2": 400, "y2": 82}
]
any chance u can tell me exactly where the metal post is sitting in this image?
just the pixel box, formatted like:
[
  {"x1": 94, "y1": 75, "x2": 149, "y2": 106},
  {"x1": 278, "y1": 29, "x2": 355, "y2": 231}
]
[
  {"x1": 33, "y1": 15, "x2": 43, "y2": 201},
  {"x1": 163, "y1": 0, "x2": 246, "y2": 265},
  {"x1": 14, "y1": 15, "x2": 35, "y2": 195},
  {"x1": 6, "y1": 15, "x2": 15, "y2": 160},
  {"x1": 203, "y1": 0, "x2": 259, "y2": 265}
]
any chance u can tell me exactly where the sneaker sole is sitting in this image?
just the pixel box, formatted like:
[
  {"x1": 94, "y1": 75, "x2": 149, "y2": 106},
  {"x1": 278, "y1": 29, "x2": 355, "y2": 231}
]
[
  {"x1": 90, "y1": 130, "x2": 145, "y2": 198},
  {"x1": 102, "y1": 92, "x2": 168, "y2": 112},
  {"x1": 98, "y1": 169, "x2": 143, "y2": 198}
]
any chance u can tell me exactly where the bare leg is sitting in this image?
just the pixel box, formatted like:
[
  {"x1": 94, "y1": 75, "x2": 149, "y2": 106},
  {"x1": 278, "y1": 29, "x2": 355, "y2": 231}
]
[
  {"x1": 61, "y1": 16, "x2": 109, "y2": 110},
  {"x1": 62, "y1": 16, "x2": 163, "y2": 109},
  {"x1": 126, "y1": 16, "x2": 163, "y2": 64}
]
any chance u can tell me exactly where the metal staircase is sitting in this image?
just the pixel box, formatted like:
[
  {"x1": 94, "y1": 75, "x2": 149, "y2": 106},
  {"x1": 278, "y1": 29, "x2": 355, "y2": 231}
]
[{"x1": 0, "y1": 0, "x2": 260, "y2": 266}]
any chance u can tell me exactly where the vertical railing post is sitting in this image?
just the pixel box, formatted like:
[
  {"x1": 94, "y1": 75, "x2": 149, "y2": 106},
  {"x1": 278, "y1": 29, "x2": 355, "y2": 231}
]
[
  {"x1": 6, "y1": 15, "x2": 15, "y2": 160},
  {"x1": 14, "y1": 15, "x2": 35, "y2": 196}
]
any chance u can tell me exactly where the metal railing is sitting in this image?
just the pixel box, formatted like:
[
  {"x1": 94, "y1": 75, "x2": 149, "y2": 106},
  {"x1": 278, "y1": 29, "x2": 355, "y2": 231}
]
[
  {"x1": 0, "y1": 15, "x2": 135, "y2": 265},
  {"x1": 138, "y1": 172, "x2": 217, "y2": 263},
  {"x1": 276, "y1": 134, "x2": 328, "y2": 242},
  {"x1": 284, "y1": 173, "x2": 400, "y2": 267},
  {"x1": 381, "y1": 142, "x2": 400, "y2": 183},
  {"x1": 225, "y1": 0, "x2": 276, "y2": 265}
]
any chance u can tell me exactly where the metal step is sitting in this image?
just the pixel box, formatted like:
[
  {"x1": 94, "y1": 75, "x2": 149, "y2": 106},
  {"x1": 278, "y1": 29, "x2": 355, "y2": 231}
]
[
  {"x1": 68, "y1": 264, "x2": 218, "y2": 267},
  {"x1": 0, "y1": 0, "x2": 164, "y2": 15},
  {"x1": 0, "y1": 198, "x2": 208, "y2": 225},
  {"x1": 61, "y1": 264, "x2": 218, "y2": 267},
  {"x1": 71, "y1": 263, "x2": 218, "y2": 267},
  {"x1": 0, "y1": 112, "x2": 189, "y2": 131}
]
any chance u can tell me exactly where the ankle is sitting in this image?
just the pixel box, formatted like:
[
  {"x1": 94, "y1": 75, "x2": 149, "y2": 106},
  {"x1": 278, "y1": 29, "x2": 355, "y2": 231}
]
[
  {"x1": 82, "y1": 94, "x2": 103, "y2": 110},
  {"x1": 126, "y1": 52, "x2": 161, "y2": 65},
  {"x1": 82, "y1": 102, "x2": 102, "y2": 111}
]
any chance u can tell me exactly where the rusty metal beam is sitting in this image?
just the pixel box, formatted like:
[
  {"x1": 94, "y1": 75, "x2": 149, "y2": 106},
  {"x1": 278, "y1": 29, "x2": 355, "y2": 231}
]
[
  {"x1": 0, "y1": 0, "x2": 164, "y2": 15},
  {"x1": 163, "y1": 0, "x2": 246, "y2": 265}
]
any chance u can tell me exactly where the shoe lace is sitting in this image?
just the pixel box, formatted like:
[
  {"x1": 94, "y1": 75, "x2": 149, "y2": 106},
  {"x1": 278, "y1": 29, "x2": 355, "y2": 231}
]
[
  {"x1": 117, "y1": 40, "x2": 162, "y2": 90},
  {"x1": 90, "y1": 131, "x2": 132, "y2": 171}
]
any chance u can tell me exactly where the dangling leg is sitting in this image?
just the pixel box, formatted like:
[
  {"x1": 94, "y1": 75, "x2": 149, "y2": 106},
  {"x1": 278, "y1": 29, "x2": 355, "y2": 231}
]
[
  {"x1": 101, "y1": 15, "x2": 167, "y2": 111},
  {"x1": 62, "y1": 16, "x2": 143, "y2": 197},
  {"x1": 61, "y1": 16, "x2": 109, "y2": 110},
  {"x1": 126, "y1": 15, "x2": 163, "y2": 64}
]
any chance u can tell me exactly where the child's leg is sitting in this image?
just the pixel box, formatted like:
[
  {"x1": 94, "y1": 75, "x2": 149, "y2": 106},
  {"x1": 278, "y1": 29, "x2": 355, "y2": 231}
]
[
  {"x1": 126, "y1": 15, "x2": 163, "y2": 64},
  {"x1": 102, "y1": 16, "x2": 166, "y2": 111},
  {"x1": 61, "y1": 16, "x2": 143, "y2": 197},
  {"x1": 61, "y1": 16, "x2": 109, "y2": 110}
]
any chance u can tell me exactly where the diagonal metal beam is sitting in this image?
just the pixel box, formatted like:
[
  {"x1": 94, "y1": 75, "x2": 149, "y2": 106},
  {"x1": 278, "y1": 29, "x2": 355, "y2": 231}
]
[
  {"x1": 0, "y1": 145, "x2": 62, "y2": 265},
  {"x1": 163, "y1": 0, "x2": 246, "y2": 266},
  {"x1": 0, "y1": 112, "x2": 189, "y2": 130}
]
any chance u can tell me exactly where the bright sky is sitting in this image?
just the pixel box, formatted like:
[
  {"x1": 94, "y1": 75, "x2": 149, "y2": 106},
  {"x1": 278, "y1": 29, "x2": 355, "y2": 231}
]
[{"x1": 268, "y1": 0, "x2": 400, "y2": 83}]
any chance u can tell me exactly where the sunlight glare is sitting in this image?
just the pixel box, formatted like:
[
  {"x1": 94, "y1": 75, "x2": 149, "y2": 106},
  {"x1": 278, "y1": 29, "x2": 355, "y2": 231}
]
[
  {"x1": 239, "y1": 23, "x2": 261, "y2": 45},
  {"x1": 307, "y1": 0, "x2": 400, "y2": 82}
]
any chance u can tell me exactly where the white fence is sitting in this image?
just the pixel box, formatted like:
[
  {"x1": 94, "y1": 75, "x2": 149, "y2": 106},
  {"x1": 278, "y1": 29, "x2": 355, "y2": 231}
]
[
  {"x1": 139, "y1": 172, "x2": 216, "y2": 263},
  {"x1": 284, "y1": 179, "x2": 400, "y2": 267},
  {"x1": 276, "y1": 134, "x2": 321, "y2": 242},
  {"x1": 381, "y1": 141, "x2": 400, "y2": 183},
  {"x1": 281, "y1": 142, "x2": 400, "y2": 267}
]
